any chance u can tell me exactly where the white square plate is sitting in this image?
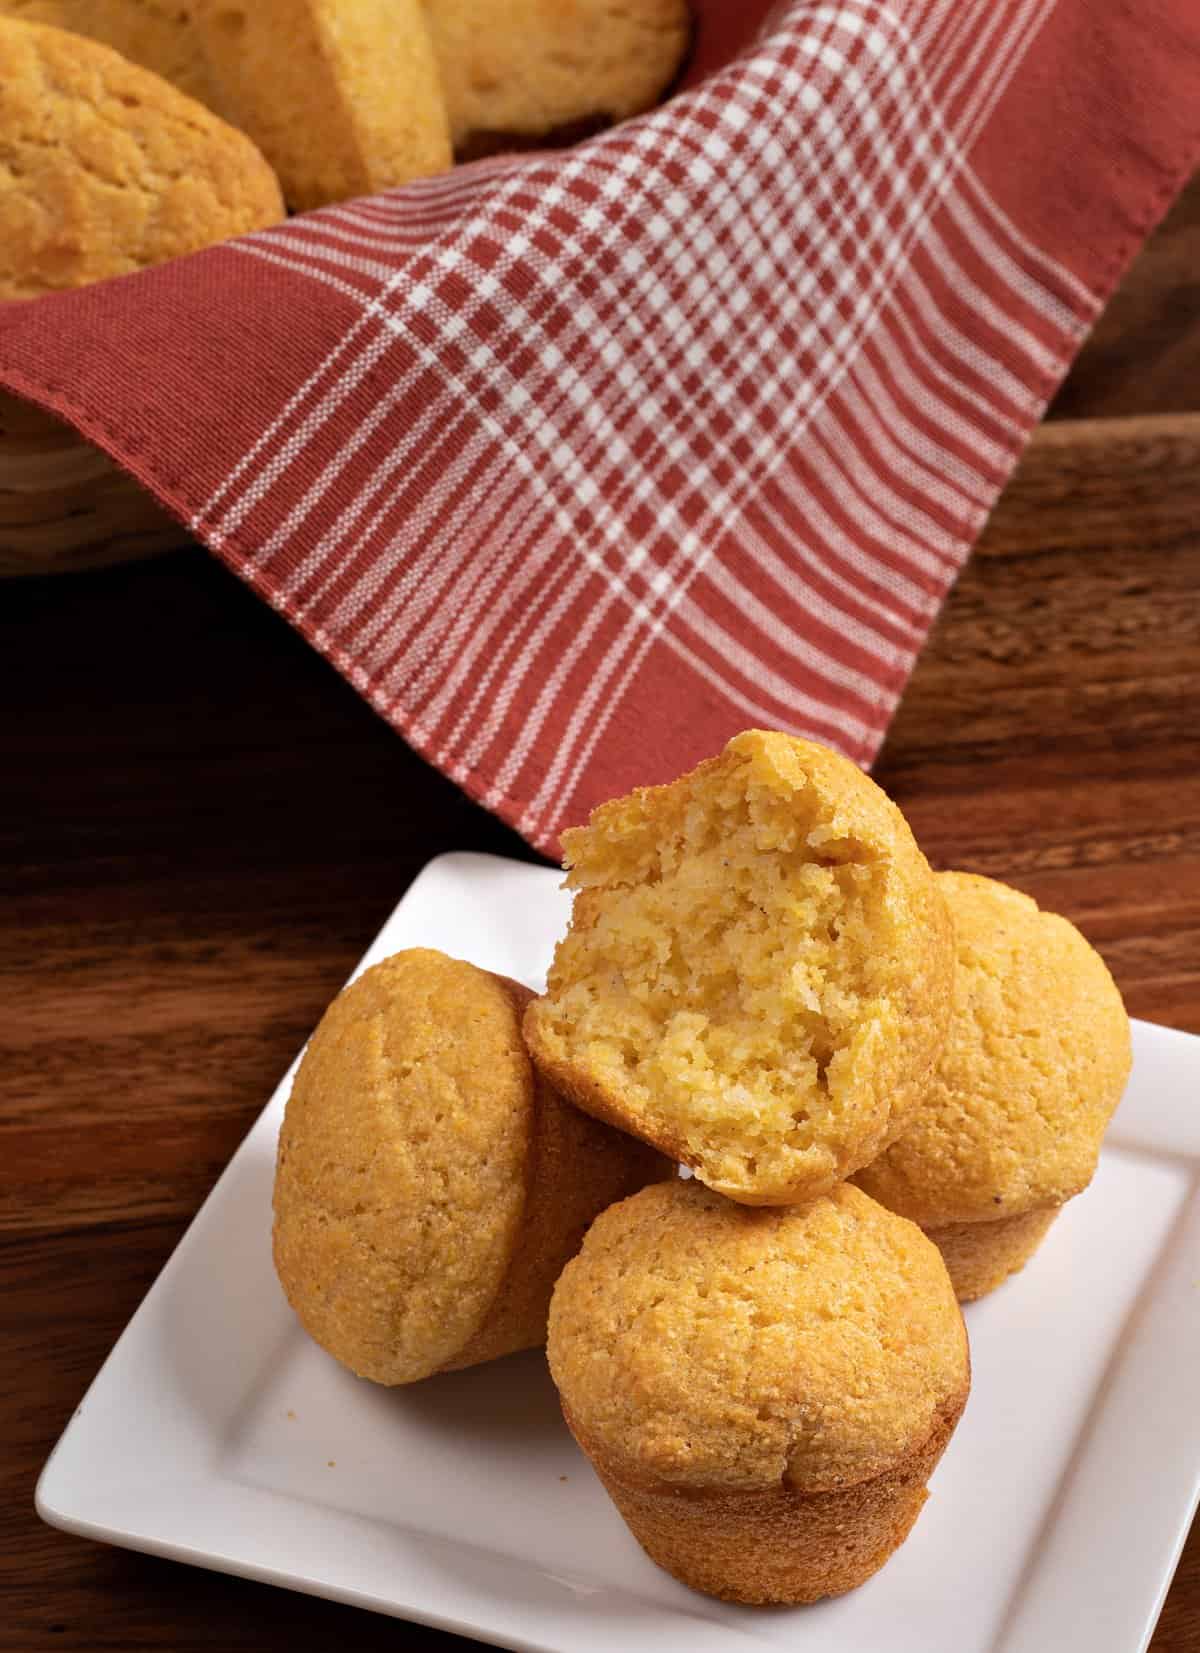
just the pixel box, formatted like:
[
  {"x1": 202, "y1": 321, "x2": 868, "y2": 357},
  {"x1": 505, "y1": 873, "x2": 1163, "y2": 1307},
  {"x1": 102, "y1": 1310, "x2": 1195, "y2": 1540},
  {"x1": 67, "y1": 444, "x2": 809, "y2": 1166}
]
[{"x1": 38, "y1": 852, "x2": 1200, "y2": 1653}]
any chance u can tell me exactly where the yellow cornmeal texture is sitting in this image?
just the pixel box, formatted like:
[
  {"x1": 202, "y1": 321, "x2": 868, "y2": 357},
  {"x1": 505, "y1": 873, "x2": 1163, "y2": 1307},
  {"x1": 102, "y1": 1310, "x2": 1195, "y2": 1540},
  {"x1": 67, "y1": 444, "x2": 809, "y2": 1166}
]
[
  {"x1": 525, "y1": 730, "x2": 954, "y2": 1205},
  {"x1": 273, "y1": 949, "x2": 666, "y2": 1383},
  {"x1": 274, "y1": 950, "x2": 532, "y2": 1382},
  {"x1": 924, "y1": 1207, "x2": 1060, "y2": 1302},
  {"x1": 854, "y1": 871, "x2": 1132, "y2": 1230},
  {"x1": 192, "y1": 0, "x2": 450, "y2": 211},
  {"x1": 0, "y1": 1, "x2": 222, "y2": 111},
  {"x1": 423, "y1": 0, "x2": 691, "y2": 151},
  {"x1": 548, "y1": 1179, "x2": 970, "y2": 1603},
  {"x1": 0, "y1": 18, "x2": 283, "y2": 300}
]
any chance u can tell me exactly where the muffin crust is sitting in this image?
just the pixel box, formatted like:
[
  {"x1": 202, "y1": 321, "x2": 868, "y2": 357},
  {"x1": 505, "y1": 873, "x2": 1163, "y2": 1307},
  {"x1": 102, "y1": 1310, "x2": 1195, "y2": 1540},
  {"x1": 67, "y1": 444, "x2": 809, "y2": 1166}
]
[
  {"x1": 526, "y1": 731, "x2": 954, "y2": 1205},
  {"x1": 549, "y1": 1178, "x2": 970, "y2": 1602},
  {"x1": 274, "y1": 948, "x2": 666, "y2": 1383}
]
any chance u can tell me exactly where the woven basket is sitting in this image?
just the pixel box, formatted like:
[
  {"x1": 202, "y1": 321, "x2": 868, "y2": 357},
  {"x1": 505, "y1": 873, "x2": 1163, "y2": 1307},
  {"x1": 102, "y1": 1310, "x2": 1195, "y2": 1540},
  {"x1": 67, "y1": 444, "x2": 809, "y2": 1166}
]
[{"x1": 0, "y1": 391, "x2": 184, "y2": 577}]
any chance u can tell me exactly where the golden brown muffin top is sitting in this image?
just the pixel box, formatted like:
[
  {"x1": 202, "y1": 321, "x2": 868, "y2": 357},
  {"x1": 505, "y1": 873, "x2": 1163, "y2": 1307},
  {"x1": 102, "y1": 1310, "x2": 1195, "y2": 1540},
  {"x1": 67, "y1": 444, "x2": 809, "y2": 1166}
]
[
  {"x1": 0, "y1": 0, "x2": 222, "y2": 111},
  {"x1": 526, "y1": 730, "x2": 954, "y2": 1205},
  {"x1": 854, "y1": 873, "x2": 1132, "y2": 1226},
  {"x1": 548, "y1": 1179, "x2": 969, "y2": 1494},
  {"x1": 273, "y1": 949, "x2": 535, "y2": 1383},
  {"x1": 0, "y1": 17, "x2": 283, "y2": 301}
]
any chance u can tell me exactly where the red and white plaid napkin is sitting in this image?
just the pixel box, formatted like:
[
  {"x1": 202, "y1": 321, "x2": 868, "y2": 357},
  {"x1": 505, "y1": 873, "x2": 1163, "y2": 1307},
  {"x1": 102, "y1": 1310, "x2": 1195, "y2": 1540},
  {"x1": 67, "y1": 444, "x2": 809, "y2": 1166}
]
[{"x1": 2, "y1": 0, "x2": 1198, "y2": 853}]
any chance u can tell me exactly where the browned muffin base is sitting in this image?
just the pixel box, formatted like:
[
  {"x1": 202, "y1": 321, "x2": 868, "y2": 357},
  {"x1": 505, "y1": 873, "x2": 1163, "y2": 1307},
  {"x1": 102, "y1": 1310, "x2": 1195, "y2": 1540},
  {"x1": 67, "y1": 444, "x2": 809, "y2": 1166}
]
[
  {"x1": 565, "y1": 1388, "x2": 967, "y2": 1605},
  {"x1": 926, "y1": 1207, "x2": 1059, "y2": 1303}
]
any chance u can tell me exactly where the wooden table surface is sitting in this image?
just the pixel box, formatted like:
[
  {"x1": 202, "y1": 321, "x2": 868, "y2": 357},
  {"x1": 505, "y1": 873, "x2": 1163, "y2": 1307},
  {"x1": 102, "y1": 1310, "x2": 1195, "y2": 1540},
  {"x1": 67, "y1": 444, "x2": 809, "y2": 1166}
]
[{"x1": 5, "y1": 174, "x2": 1200, "y2": 1652}]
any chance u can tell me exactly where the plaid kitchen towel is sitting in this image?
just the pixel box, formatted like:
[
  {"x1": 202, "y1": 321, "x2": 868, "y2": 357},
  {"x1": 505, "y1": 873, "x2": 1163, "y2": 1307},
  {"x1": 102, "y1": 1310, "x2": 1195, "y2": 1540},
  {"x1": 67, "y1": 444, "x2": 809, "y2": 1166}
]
[{"x1": 1, "y1": 0, "x2": 1198, "y2": 854}]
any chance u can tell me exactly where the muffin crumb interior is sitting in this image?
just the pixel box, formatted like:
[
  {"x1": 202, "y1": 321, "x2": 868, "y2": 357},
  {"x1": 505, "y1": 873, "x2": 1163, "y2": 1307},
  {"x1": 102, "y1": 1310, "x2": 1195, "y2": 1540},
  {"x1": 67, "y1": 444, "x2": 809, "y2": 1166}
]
[{"x1": 542, "y1": 747, "x2": 902, "y2": 1196}]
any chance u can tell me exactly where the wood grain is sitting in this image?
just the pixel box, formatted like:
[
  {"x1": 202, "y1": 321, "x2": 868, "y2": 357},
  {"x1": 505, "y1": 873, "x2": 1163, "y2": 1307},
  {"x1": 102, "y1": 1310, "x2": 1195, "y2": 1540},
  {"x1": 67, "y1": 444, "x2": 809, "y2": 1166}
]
[
  {"x1": 4, "y1": 286, "x2": 1200, "y2": 1653},
  {"x1": 3, "y1": 409, "x2": 1198, "y2": 1652},
  {"x1": 877, "y1": 413, "x2": 1200, "y2": 1035},
  {"x1": 1048, "y1": 170, "x2": 1200, "y2": 421}
]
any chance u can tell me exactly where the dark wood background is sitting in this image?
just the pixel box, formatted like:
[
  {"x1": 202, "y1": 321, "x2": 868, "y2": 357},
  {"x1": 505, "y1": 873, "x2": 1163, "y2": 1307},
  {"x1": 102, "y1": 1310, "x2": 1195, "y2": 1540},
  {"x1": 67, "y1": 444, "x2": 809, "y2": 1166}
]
[{"x1": 3, "y1": 177, "x2": 1199, "y2": 1653}]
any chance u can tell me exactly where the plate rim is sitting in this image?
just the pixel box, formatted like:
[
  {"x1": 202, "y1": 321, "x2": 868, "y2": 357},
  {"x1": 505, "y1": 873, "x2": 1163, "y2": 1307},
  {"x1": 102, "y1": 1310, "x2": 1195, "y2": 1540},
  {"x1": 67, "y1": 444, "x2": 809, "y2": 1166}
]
[{"x1": 35, "y1": 850, "x2": 1200, "y2": 1653}]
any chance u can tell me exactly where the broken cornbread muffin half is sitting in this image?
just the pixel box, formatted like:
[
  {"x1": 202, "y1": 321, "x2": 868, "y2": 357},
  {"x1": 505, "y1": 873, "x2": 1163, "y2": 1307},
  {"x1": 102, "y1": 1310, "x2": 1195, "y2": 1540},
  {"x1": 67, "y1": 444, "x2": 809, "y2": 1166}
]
[{"x1": 524, "y1": 731, "x2": 954, "y2": 1205}]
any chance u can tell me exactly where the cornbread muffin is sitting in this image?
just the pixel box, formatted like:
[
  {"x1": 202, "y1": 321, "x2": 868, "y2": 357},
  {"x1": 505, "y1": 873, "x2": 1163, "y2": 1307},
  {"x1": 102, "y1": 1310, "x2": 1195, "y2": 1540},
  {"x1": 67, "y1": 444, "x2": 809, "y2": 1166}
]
[
  {"x1": 525, "y1": 730, "x2": 954, "y2": 1206},
  {"x1": 548, "y1": 1178, "x2": 970, "y2": 1604},
  {"x1": 273, "y1": 949, "x2": 668, "y2": 1383},
  {"x1": 424, "y1": 0, "x2": 691, "y2": 153},
  {"x1": 0, "y1": 18, "x2": 283, "y2": 301},
  {"x1": 193, "y1": 0, "x2": 451, "y2": 211},
  {"x1": 0, "y1": 0, "x2": 221, "y2": 111},
  {"x1": 854, "y1": 873, "x2": 1132, "y2": 1300}
]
